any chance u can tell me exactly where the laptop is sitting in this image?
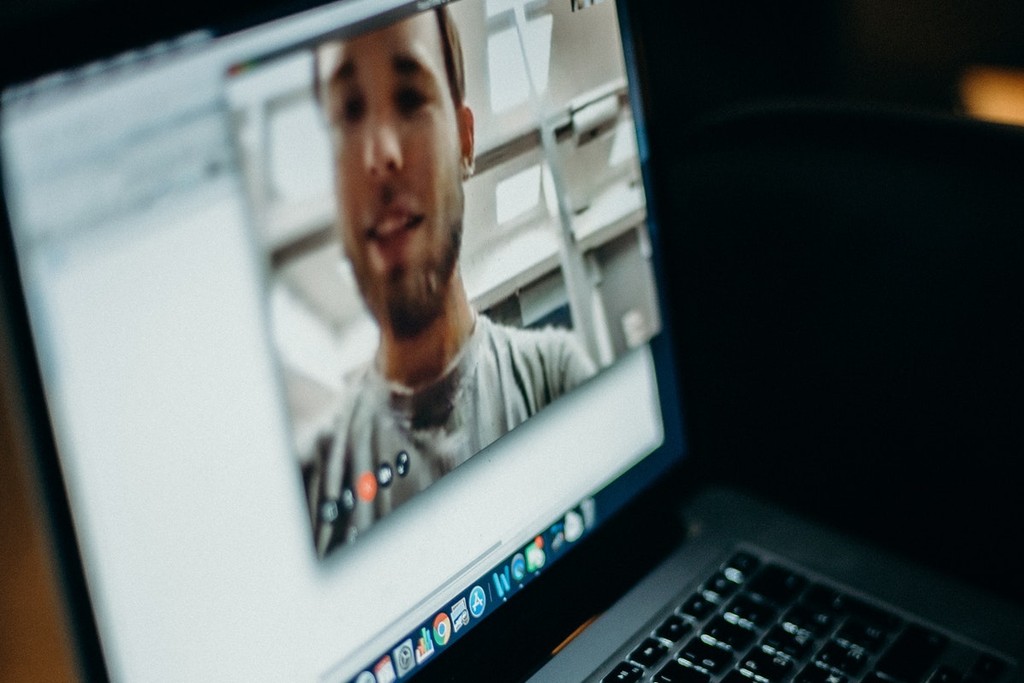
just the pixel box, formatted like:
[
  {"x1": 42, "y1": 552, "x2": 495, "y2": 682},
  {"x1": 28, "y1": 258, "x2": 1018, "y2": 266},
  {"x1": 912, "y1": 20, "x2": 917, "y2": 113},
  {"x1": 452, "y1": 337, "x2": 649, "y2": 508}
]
[{"x1": 0, "y1": 0, "x2": 1020, "y2": 682}]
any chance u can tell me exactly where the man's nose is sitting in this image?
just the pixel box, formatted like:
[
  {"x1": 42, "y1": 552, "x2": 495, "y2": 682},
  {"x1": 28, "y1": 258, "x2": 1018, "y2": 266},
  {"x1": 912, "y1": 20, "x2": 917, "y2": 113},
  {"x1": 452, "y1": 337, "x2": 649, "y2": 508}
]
[{"x1": 364, "y1": 119, "x2": 402, "y2": 178}]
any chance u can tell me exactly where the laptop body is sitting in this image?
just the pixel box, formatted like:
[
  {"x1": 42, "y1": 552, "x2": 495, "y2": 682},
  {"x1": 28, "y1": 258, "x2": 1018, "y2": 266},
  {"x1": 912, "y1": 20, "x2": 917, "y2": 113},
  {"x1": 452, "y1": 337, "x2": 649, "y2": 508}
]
[{"x1": 1, "y1": 1, "x2": 1021, "y2": 683}]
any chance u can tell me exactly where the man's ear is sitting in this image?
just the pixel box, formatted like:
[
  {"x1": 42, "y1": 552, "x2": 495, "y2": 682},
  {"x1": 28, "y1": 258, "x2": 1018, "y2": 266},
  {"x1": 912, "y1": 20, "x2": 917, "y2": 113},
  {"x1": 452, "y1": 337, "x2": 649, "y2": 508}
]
[{"x1": 458, "y1": 104, "x2": 475, "y2": 179}]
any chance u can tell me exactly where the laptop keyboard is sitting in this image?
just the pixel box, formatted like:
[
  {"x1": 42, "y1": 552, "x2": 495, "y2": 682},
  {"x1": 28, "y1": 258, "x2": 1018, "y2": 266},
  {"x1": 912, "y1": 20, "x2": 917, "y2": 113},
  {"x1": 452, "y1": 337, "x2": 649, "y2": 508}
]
[{"x1": 601, "y1": 550, "x2": 1013, "y2": 683}]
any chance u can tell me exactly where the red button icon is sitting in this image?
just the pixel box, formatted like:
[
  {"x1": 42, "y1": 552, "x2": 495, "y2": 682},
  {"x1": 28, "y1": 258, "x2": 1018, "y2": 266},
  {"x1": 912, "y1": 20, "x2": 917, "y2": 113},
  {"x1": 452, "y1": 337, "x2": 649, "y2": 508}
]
[{"x1": 357, "y1": 471, "x2": 378, "y2": 502}]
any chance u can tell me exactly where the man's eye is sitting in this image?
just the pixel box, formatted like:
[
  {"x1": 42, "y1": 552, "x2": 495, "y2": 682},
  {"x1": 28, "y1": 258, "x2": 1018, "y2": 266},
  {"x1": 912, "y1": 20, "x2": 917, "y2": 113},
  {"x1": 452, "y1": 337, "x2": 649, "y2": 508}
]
[
  {"x1": 395, "y1": 88, "x2": 427, "y2": 115},
  {"x1": 342, "y1": 96, "x2": 365, "y2": 123}
]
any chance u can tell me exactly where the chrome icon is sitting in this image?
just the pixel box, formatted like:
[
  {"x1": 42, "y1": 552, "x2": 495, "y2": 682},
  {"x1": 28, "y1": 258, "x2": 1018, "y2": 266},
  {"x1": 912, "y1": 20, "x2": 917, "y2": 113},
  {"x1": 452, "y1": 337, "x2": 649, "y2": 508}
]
[{"x1": 433, "y1": 611, "x2": 453, "y2": 646}]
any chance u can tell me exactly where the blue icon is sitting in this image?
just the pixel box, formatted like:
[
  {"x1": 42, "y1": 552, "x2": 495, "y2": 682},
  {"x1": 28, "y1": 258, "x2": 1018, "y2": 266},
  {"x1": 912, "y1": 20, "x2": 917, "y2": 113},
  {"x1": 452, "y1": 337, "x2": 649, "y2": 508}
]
[
  {"x1": 550, "y1": 522, "x2": 565, "y2": 553},
  {"x1": 492, "y1": 565, "x2": 511, "y2": 599},
  {"x1": 469, "y1": 585, "x2": 486, "y2": 618},
  {"x1": 510, "y1": 553, "x2": 526, "y2": 582}
]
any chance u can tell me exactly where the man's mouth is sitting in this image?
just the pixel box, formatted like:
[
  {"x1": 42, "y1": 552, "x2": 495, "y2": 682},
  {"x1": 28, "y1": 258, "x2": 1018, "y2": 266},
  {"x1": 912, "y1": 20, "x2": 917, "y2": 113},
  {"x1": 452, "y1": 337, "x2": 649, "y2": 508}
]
[
  {"x1": 368, "y1": 211, "x2": 424, "y2": 242},
  {"x1": 365, "y1": 210, "x2": 425, "y2": 270}
]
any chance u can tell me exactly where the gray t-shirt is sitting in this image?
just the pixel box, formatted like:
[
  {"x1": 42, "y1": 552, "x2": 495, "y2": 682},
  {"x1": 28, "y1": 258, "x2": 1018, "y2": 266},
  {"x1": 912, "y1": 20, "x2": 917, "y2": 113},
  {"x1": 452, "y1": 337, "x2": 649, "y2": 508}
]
[{"x1": 307, "y1": 315, "x2": 596, "y2": 557}]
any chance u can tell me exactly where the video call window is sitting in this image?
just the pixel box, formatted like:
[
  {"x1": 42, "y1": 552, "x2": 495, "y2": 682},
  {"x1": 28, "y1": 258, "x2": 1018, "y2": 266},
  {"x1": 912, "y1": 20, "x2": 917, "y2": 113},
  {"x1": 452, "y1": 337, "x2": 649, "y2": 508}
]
[{"x1": 225, "y1": 0, "x2": 660, "y2": 559}]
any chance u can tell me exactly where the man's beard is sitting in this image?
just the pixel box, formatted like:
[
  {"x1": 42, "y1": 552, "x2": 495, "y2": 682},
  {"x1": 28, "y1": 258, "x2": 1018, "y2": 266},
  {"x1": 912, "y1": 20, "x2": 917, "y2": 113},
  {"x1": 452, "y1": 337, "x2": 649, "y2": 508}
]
[{"x1": 380, "y1": 218, "x2": 462, "y2": 340}]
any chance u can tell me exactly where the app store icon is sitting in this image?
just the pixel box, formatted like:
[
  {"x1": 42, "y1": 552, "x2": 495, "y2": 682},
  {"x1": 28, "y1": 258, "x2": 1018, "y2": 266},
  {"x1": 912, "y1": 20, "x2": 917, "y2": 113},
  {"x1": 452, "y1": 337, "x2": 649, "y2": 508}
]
[{"x1": 468, "y1": 585, "x2": 486, "y2": 618}]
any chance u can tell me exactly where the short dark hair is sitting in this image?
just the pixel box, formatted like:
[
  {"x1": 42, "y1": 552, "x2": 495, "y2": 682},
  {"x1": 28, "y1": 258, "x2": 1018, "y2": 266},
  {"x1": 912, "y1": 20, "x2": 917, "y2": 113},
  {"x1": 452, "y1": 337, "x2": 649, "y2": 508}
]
[{"x1": 434, "y1": 6, "x2": 466, "y2": 107}]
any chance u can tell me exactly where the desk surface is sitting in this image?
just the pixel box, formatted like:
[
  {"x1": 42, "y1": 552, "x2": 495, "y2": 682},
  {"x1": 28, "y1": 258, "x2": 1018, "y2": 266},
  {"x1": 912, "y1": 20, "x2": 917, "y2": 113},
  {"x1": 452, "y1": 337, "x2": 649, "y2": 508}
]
[{"x1": 1, "y1": 392, "x2": 78, "y2": 682}]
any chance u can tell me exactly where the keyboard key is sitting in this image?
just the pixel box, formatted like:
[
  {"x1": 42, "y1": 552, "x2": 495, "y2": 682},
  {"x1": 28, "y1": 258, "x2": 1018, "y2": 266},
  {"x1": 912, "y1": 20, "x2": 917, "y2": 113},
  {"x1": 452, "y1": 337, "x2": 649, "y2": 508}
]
[
  {"x1": 703, "y1": 615, "x2": 756, "y2": 651},
  {"x1": 801, "y1": 588, "x2": 901, "y2": 630},
  {"x1": 816, "y1": 640, "x2": 870, "y2": 676},
  {"x1": 783, "y1": 604, "x2": 835, "y2": 636},
  {"x1": 630, "y1": 637, "x2": 669, "y2": 667},
  {"x1": 680, "y1": 592, "x2": 717, "y2": 620},
  {"x1": 762, "y1": 624, "x2": 816, "y2": 659},
  {"x1": 747, "y1": 566, "x2": 807, "y2": 607},
  {"x1": 704, "y1": 572, "x2": 740, "y2": 600},
  {"x1": 604, "y1": 662, "x2": 643, "y2": 683},
  {"x1": 655, "y1": 660, "x2": 711, "y2": 683},
  {"x1": 836, "y1": 618, "x2": 888, "y2": 652},
  {"x1": 802, "y1": 585, "x2": 848, "y2": 613},
  {"x1": 727, "y1": 594, "x2": 777, "y2": 628},
  {"x1": 739, "y1": 646, "x2": 795, "y2": 683},
  {"x1": 724, "y1": 552, "x2": 761, "y2": 583},
  {"x1": 722, "y1": 671, "x2": 756, "y2": 683},
  {"x1": 796, "y1": 662, "x2": 848, "y2": 683},
  {"x1": 656, "y1": 614, "x2": 693, "y2": 643},
  {"x1": 843, "y1": 597, "x2": 903, "y2": 631},
  {"x1": 678, "y1": 637, "x2": 734, "y2": 674},
  {"x1": 875, "y1": 625, "x2": 948, "y2": 683}
]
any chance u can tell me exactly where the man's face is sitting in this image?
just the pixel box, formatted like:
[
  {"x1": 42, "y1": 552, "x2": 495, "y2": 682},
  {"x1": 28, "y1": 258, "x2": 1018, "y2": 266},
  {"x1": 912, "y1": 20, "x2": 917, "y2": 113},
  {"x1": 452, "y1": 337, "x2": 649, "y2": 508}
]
[{"x1": 323, "y1": 13, "x2": 474, "y2": 339}]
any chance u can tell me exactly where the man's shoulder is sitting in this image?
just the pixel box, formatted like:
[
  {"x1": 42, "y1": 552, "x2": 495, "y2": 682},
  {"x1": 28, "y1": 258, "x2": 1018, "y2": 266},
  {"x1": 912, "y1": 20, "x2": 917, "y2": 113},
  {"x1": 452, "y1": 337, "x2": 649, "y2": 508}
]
[
  {"x1": 480, "y1": 316, "x2": 576, "y2": 356},
  {"x1": 478, "y1": 316, "x2": 597, "y2": 388}
]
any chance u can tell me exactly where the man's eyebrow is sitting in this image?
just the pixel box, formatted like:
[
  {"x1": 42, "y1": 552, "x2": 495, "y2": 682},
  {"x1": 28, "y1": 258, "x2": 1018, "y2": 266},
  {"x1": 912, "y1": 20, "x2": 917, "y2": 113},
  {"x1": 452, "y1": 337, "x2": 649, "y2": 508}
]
[
  {"x1": 331, "y1": 58, "x2": 355, "y2": 85},
  {"x1": 328, "y1": 53, "x2": 424, "y2": 88},
  {"x1": 392, "y1": 52, "x2": 426, "y2": 78}
]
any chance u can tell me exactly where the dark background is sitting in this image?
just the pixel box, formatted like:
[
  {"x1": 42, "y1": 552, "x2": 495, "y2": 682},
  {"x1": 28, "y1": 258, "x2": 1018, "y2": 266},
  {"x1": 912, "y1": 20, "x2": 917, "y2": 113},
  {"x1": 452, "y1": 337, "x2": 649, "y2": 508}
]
[
  {"x1": 3, "y1": 0, "x2": 1024, "y2": 680},
  {"x1": 631, "y1": 0, "x2": 1024, "y2": 126},
  {"x1": 624, "y1": 0, "x2": 1024, "y2": 621}
]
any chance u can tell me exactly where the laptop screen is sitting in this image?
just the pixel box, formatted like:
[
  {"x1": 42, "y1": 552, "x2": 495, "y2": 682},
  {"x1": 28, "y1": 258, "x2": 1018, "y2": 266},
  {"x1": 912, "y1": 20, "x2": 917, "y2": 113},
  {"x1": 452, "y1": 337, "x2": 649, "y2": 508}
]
[{"x1": 0, "y1": 0, "x2": 683, "y2": 680}]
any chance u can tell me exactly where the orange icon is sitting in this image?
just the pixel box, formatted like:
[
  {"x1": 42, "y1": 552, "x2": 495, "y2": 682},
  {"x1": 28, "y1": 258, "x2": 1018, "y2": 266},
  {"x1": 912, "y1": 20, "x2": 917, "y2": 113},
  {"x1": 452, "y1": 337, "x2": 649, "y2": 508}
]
[{"x1": 357, "y1": 471, "x2": 378, "y2": 502}]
